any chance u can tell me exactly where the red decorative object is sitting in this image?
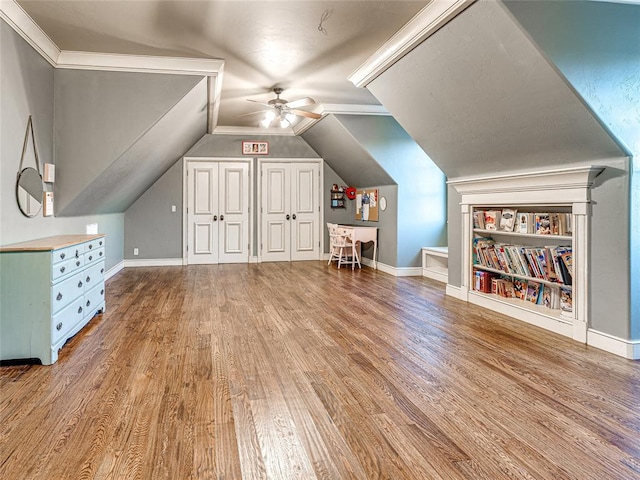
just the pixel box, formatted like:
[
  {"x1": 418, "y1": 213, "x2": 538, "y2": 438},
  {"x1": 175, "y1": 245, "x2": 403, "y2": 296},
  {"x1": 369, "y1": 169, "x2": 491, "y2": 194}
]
[{"x1": 345, "y1": 187, "x2": 357, "y2": 200}]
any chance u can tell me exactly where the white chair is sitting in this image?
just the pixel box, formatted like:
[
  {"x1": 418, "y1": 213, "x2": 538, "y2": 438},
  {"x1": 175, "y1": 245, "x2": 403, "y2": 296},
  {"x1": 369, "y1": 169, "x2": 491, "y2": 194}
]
[
  {"x1": 327, "y1": 223, "x2": 338, "y2": 265},
  {"x1": 328, "y1": 225, "x2": 360, "y2": 269}
]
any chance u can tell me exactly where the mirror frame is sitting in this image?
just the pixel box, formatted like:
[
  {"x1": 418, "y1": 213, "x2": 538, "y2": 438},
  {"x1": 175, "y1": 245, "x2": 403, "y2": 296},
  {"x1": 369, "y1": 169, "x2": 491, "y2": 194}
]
[{"x1": 16, "y1": 167, "x2": 43, "y2": 218}]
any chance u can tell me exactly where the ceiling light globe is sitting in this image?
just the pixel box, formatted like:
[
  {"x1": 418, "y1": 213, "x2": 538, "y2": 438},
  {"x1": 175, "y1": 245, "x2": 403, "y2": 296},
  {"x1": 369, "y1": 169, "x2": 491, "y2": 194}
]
[
  {"x1": 286, "y1": 113, "x2": 296, "y2": 123},
  {"x1": 260, "y1": 118, "x2": 272, "y2": 128},
  {"x1": 280, "y1": 118, "x2": 290, "y2": 128},
  {"x1": 264, "y1": 110, "x2": 276, "y2": 121}
]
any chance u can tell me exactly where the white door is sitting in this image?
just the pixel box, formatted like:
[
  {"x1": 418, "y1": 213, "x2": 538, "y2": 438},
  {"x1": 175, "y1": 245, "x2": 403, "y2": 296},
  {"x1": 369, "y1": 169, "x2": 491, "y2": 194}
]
[
  {"x1": 218, "y1": 162, "x2": 250, "y2": 264},
  {"x1": 291, "y1": 163, "x2": 320, "y2": 261},
  {"x1": 260, "y1": 161, "x2": 320, "y2": 262},
  {"x1": 187, "y1": 161, "x2": 250, "y2": 264}
]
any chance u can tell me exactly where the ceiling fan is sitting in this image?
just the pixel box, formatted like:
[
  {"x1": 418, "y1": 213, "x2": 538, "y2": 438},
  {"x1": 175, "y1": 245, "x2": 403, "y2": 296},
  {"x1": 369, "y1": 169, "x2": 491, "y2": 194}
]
[{"x1": 247, "y1": 87, "x2": 322, "y2": 128}]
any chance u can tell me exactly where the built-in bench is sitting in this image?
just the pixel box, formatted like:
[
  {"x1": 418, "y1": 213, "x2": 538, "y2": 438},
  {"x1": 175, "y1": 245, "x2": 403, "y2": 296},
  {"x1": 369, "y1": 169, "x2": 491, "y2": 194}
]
[{"x1": 421, "y1": 247, "x2": 448, "y2": 283}]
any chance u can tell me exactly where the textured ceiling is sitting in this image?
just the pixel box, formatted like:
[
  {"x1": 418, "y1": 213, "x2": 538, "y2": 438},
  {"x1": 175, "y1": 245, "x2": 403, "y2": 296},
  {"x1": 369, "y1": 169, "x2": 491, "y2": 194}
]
[{"x1": 16, "y1": 0, "x2": 427, "y2": 128}]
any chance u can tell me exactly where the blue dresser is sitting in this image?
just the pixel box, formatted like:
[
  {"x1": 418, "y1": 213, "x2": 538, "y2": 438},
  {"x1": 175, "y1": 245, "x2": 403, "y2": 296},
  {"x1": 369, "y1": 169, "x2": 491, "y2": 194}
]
[{"x1": 0, "y1": 234, "x2": 106, "y2": 365}]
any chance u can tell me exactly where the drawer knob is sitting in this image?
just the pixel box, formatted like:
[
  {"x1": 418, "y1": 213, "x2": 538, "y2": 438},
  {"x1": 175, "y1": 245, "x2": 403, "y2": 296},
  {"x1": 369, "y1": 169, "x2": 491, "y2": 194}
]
[
  {"x1": 88, "y1": 255, "x2": 93, "y2": 261},
  {"x1": 78, "y1": 306, "x2": 83, "y2": 314},
  {"x1": 60, "y1": 266, "x2": 65, "y2": 273},
  {"x1": 99, "y1": 241, "x2": 103, "y2": 246},
  {"x1": 56, "y1": 322, "x2": 63, "y2": 331},
  {"x1": 75, "y1": 250, "x2": 79, "y2": 258},
  {"x1": 78, "y1": 281, "x2": 83, "y2": 288},
  {"x1": 86, "y1": 300, "x2": 91, "y2": 307},
  {"x1": 86, "y1": 276, "x2": 91, "y2": 283},
  {"x1": 99, "y1": 251, "x2": 103, "y2": 257},
  {"x1": 101, "y1": 289, "x2": 104, "y2": 295},
  {"x1": 89, "y1": 244, "x2": 93, "y2": 250},
  {"x1": 101, "y1": 268, "x2": 104, "y2": 274},
  {"x1": 76, "y1": 261, "x2": 81, "y2": 266},
  {"x1": 60, "y1": 253, "x2": 66, "y2": 260},
  {"x1": 56, "y1": 292, "x2": 63, "y2": 301}
]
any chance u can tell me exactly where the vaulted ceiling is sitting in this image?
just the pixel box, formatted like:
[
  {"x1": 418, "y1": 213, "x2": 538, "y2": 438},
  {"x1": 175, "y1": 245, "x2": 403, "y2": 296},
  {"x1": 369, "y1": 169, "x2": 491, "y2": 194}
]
[{"x1": 16, "y1": 0, "x2": 427, "y2": 129}]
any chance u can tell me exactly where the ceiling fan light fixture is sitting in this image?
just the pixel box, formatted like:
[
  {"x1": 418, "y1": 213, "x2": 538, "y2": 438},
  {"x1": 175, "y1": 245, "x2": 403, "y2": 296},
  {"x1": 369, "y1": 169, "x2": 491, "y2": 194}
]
[
  {"x1": 260, "y1": 117, "x2": 272, "y2": 128},
  {"x1": 280, "y1": 118, "x2": 290, "y2": 128},
  {"x1": 264, "y1": 110, "x2": 276, "y2": 121},
  {"x1": 285, "y1": 113, "x2": 296, "y2": 123}
]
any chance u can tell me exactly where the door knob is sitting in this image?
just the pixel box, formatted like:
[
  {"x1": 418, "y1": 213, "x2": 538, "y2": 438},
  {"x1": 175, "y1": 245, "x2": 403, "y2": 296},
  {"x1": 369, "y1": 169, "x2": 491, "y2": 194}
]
[
  {"x1": 292, "y1": 214, "x2": 297, "y2": 220},
  {"x1": 220, "y1": 215, "x2": 224, "y2": 221},
  {"x1": 286, "y1": 214, "x2": 290, "y2": 220},
  {"x1": 213, "y1": 215, "x2": 217, "y2": 221}
]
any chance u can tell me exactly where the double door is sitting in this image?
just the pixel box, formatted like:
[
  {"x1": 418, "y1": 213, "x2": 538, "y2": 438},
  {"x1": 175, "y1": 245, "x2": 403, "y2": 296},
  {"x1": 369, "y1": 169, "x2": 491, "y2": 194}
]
[
  {"x1": 187, "y1": 161, "x2": 250, "y2": 264},
  {"x1": 261, "y1": 161, "x2": 320, "y2": 262}
]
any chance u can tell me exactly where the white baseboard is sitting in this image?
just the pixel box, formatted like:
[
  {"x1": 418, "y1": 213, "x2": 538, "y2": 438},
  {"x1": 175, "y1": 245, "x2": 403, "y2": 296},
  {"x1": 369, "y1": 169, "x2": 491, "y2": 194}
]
[
  {"x1": 360, "y1": 258, "x2": 421, "y2": 276},
  {"x1": 422, "y1": 268, "x2": 448, "y2": 283},
  {"x1": 105, "y1": 260, "x2": 124, "y2": 280},
  {"x1": 445, "y1": 284, "x2": 466, "y2": 300},
  {"x1": 124, "y1": 258, "x2": 184, "y2": 268},
  {"x1": 587, "y1": 329, "x2": 640, "y2": 360},
  {"x1": 249, "y1": 256, "x2": 259, "y2": 263}
]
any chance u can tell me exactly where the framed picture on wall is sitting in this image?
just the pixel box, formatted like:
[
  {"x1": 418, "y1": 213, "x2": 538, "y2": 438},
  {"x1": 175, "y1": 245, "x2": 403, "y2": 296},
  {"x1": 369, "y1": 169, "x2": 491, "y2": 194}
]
[{"x1": 242, "y1": 141, "x2": 269, "y2": 155}]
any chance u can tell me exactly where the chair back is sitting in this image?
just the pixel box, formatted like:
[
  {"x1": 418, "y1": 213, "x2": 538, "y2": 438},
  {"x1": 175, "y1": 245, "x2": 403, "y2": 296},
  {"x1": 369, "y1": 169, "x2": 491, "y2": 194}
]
[{"x1": 329, "y1": 227, "x2": 352, "y2": 248}]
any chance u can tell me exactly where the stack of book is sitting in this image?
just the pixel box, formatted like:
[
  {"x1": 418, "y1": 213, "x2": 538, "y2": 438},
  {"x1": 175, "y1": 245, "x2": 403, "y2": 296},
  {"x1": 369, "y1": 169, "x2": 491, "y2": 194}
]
[{"x1": 473, "y1": 209, "x2": 572, "y2": 235}]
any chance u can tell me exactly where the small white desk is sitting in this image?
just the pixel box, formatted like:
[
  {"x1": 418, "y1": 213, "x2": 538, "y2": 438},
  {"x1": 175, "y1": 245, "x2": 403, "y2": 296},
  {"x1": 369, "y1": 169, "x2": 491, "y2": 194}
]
[{"x1": 339, "y1": 225, "x2": 378, "y2": 269}]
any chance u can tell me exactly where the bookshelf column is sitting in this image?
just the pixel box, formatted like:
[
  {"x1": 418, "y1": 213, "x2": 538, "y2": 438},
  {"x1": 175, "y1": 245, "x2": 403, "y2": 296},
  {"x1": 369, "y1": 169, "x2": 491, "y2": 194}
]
[
  {"x1": 449, "y1": 166, "x2": 604, "y2": 345},
  {"x1": 572, "y1": 202, "x2": 590, "y2": 342}
]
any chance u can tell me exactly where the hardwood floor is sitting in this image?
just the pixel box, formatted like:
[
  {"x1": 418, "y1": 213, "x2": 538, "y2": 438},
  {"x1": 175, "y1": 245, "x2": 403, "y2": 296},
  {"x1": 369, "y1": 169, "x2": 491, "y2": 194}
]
[{"x1": 1, "y1": 262, "x2": 639, "y2": 479}]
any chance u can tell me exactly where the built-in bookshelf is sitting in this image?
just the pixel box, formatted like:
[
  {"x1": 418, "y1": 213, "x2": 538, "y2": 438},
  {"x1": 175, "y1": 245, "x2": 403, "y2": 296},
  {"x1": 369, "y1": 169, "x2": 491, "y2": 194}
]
[{"x1": 449, "y1": 166, "x2": 604, "y2": 344}]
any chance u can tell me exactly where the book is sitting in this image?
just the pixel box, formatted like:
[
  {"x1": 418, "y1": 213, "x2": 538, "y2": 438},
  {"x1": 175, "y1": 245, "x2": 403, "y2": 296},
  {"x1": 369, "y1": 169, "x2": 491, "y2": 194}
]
[
  {"x1": 513, "y1": 278, "x2": 527, "y2": 300},
  {"x1": 484, "y1": 210, "x2": 501, "y2": 231},
  {"x1": 473, "y1": 211, "x2": 485, "y2": 229},
  {"x1": 541, "y1": 285, "x2": 552, "y2": 308},
  {"x1": 516, "y1": 212, "x2": 530, "y2": 234},
  {"x1": 560, "y1": 288, "x2": 573, "y2": 312},
  {"x1": 535, "y1": 213, "x2": 551, "y2": 235},
  {"x1": 525, "y1": 281, "x2": 541, "y2": 304},
  {"x1": 550, "y1": 213, "x2": 561, "y2": 235},
  {"x1": 499, "y1": 208, "x2": 517, "y2": 232},
  {"x1": 560, "y1": 252, "x2": 573, "y2": 279},
  {"x1": 503, "y1": 280, "x2": 516, "y2": 298}
]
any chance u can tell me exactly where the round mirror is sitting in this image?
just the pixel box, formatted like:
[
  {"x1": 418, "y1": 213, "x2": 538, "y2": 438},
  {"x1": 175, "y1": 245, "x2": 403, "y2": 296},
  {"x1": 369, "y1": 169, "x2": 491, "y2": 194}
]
[
  {"x1": 379, "y1": 196, "x2": 387, "y2": 211},
  {"x1": 16, "y1": 167, "x2": 43, "y2": 217}
]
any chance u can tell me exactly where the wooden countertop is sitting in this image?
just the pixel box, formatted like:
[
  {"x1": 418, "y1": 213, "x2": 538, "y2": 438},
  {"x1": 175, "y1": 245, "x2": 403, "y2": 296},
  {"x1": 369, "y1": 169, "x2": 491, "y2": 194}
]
[{"x1": 0, "y1": 234, "x2": 106, "y2": 252}]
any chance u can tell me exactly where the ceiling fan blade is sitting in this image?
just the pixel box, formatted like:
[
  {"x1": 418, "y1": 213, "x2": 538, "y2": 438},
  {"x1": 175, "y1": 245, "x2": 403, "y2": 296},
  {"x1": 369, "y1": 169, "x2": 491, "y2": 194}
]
[
  {"x1": 290, "y1": 109, "x2": 322, "y2": 120},
  {"x1": 286, "y1": 97, "x2": 316, "y2": 109},
  {"x1": 246, "y1": 99, "x2": 272, "y2": 108},
  {"x1": 234, "y1": 110, "x2": 267, "y2": 118}
]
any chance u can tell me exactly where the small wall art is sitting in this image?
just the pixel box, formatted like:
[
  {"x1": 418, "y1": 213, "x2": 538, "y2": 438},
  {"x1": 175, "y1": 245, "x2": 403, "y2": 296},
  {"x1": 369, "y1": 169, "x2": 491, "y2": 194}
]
[
  {"x1": 242, "y1": 141, "x2": 269, "y2": 155},
  {"x1": 355, "y1": 188, "x2": 379, "y2": 222}
]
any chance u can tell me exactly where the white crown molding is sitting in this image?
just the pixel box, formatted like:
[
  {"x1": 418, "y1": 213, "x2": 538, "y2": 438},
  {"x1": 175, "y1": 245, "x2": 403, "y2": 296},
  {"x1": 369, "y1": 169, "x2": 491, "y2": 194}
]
[
  {"x1": 56, "y1": 50, "x2": 224, "y2": 75},
  {"x1": 212, "y1": 125, "x2": 296, "y2": 136},
  {"x1": 348, "y1": 0, "x2": 476, "y2": 88},
  {"x1": 0, "y1": 0, "x2": 60, "y2": 65},
  {"x1": 321, "y1": 104, "x2": 389, "y2": 115}
]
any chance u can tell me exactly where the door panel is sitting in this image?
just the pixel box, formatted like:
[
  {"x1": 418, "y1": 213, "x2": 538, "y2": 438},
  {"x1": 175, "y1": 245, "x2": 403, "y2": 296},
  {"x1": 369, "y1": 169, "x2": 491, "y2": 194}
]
[
  {"x1": 291, "y1": 163, "x2": 320, "y2": 261},
  {"x1": 188, "y1": 164, "x2": 218, "y2": 264},
  {"x1": 218, "y1": 162, "x2": 249, "y2": 264},
  {"x1": 261, "y1": 164, "x2": 291, "y2": 262}
]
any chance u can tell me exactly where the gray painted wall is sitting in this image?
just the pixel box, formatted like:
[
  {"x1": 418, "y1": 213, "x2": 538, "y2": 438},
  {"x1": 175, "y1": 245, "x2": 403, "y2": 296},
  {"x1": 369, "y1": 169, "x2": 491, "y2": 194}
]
[
  {"x1": 364, "y1": 0, "x2": 632, "y2": 339},
  {"x1": 124, "y1": 160, "x2": 183, "y2": 259},
  {"x1": 323, "y1": 163, "x2": 354, "y2": 252},
  {"x1": 125, "y1": 134, "x2": 321, "y2": 259},
  {"x1": 54, "y1": 69, "x2": 205, "y2": 215},
  {"x1": 302, "y1": 116, "x2": 395, "y2": 187},
  {"x1": 503, "y1": 0, "x2": 640, "y2": 341},
  {"x1": 0, "y1": 19, "x2": 124, "y2": 271},
  {"x1": 336, "y1": 115, "x2": 447, "y2": 267}
]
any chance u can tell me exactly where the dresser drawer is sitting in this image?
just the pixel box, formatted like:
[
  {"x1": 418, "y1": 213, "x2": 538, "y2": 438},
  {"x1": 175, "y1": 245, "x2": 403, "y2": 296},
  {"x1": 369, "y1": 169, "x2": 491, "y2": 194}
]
[
  {"x1": 51, "y1": 271, "x2": 85, "y2": 314},
  {"x1": 84, "y1": 283, "x2": 105, "y2": 319},
  {"x1": 51, "y1": 297, "x2": 85, "y2": 345},
  {"x1": 84, "y1": 247, "x2": 105, "y2": 265},
  {"x1": 52, "y1": 244, "x2": 83, "y2": 265},
  {"x1": 84, "y1": 237, "x2": 105, "y2": 253},
  {"x1": 52, "y1": 255, "x2": 84, "y2": 281},
  {"x1": 83, "y1": 261, "x2": 105, "y2": 292}
]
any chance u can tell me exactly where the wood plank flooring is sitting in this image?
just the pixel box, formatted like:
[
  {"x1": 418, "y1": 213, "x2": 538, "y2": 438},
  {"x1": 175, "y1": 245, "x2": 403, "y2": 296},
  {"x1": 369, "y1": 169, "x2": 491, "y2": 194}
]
[{"x1": 1, "y1": 262, "x2": 639, "y2": 479}]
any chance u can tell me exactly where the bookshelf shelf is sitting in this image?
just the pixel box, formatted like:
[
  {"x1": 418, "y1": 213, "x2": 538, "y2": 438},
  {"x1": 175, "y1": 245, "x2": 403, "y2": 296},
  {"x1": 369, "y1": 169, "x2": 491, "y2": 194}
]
[
  {"x1": 472, "y1": 264, "x2": 572, "y2": 290},
  {"x1": 473, "y1": 229, "x2": 572, "y2": 242},
  {"x1": 330, "y1": 190, "x2": 346, "y2": 209}
]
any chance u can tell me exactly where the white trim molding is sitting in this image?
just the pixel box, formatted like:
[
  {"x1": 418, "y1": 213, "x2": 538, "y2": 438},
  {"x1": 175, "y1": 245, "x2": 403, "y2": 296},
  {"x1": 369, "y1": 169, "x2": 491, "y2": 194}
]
[
  {"x1": 360, "y1": 258, "x2": 422, "y2": 277},
  {"x1": 445, "y1": 284, "x2": 466, "y2": 301},
  {"x1": 105, "y1": 260, "x2": 125, "y2": 281},
  {"x1": 124, "y1": 258, "x2": 184, "y2": 268},
  {"x1": 587, "y1": 329, "x2": 640, "y2": 360},
  {"x1": 0, "y1": 0, "x2": 60, "y2": 65},
  {"x1": 349, "y1": 0, "x2": 476, "y2": 87}
]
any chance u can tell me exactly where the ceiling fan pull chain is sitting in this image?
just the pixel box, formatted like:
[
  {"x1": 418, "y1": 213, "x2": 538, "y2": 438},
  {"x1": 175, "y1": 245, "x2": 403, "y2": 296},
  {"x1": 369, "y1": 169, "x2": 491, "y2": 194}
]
[{"x1": 318, "y1": 9, "x2": 333, "y2": 35}]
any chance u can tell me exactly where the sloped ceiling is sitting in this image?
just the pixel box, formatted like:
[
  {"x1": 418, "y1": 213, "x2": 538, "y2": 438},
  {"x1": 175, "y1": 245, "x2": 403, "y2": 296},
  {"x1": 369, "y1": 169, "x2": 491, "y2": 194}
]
[
  {"x1": 56, "y1": 77, "x2": 207, "y2": 215},
  {"x1": 301, "y1": 115, "x2": 395, "y2": 187},
  {"x1": 365, "y1": 0, "x2": 627, "y2": 179}
]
